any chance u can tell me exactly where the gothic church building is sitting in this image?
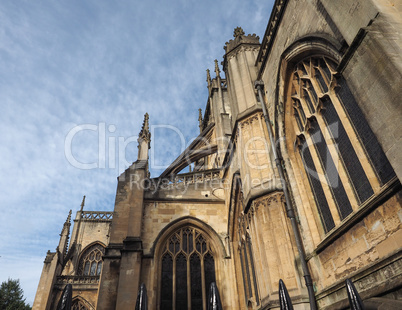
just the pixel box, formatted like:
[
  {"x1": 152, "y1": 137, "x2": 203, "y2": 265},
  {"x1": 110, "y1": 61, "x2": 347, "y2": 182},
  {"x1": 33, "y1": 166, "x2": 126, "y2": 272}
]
[{"x1": 33, "y1": 1, "x2": 402, "y2": 309}]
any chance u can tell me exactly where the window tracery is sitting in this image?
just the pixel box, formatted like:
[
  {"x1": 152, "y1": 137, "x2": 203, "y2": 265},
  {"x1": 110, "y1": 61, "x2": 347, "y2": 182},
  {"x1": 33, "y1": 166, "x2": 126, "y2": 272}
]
[
  {"x1": 78, "y1": 243, "x2": 105, "y2": 276},
  {"x1": 72, "y1": 300, "x2": 89, "y2": 310},
  {"x1": 231, "y1": 186, "x2": 259, "y2": 307},
  {"x1": 289, "y1": 56, "x2": 395, "y2": 233},
  {"x1": 160, "y1": 226, "x2": 216, "y2": 310}
]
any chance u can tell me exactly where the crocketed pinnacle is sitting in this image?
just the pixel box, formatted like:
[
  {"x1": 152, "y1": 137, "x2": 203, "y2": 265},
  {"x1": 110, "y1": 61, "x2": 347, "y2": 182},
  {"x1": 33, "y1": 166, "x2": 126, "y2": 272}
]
[
  {"x1": 139, "y1": 113, "x2": 151, "y2": 142},
  {"x1": 198, "y1": 108, "x2": 203, "y2": 131},
  {"x1": 80, "y1": 195, "x2": 86, "y2": 212},
  {"x1": 233, "y1": 26, "x2": 245, "y2": 38},
  {"x1": 214, "y1": 59, "x2": 220, "y2": 78},
  {"x1": 60, "y1": 210, "x2": 72, "y2": 236},
  {"x1": 66, "y1": 209, "x2": 72, "y2": 224},
  {"x1": 206, "y1": 69, "x2": 211, "y2": 86}
]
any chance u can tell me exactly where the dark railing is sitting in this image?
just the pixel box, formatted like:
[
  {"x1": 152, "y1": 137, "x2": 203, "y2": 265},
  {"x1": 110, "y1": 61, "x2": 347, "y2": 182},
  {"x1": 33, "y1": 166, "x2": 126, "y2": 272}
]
[
  {"x1": 279, "y1": 278, "x2": 366, "y2": 310},
  {"x1": 279, "y1": 279, "x2": 294, "y2": 310},
  {"x1": 55, "y1": 277, "x2": 368, "y2": 310},
  {"x1": 207, "y1": 282, "x2": 223, "y2": 310},
  {"x1": 56, "y1": 284, "x2": 72, "y2": 310},
  {"x1": 134, "y1": 282, "x2": 223, "y2": 310},
  {"x1": 135, "y1": 283, "x2": 148, "y2": 310},
  {"x1": 346, "y1": 278, "x2": 365, "y2": 310}
]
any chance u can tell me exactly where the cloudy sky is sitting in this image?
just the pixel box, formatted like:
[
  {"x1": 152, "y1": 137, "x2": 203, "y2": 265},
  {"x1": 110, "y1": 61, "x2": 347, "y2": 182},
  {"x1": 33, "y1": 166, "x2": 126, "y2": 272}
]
[{"x1": 0, "y1": 0, "x2": 274, "y2": 305}]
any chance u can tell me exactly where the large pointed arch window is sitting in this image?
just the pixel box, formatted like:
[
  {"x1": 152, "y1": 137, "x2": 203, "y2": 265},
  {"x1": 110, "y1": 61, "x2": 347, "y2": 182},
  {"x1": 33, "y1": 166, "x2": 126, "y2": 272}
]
[
  {"x1": 160, "y1": 226, "x2": 216, "y2": 310},
  {"x1": 78, "y1": 244, "x2": 105, "y2": 276},
  {"x1": 290, "y1": 56, "x2": 395, "y2": 233}
]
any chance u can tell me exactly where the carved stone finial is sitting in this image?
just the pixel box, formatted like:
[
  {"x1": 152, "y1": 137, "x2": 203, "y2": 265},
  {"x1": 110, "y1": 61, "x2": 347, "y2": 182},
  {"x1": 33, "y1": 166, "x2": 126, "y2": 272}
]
[
  {"x1": 198, "y1": 108, "x2": 203, "y2": 132},
  {"x1": 234, "y1": 27, "x2": 245, "y2": 38},
  {"x1": 206, "y1": 69, "x2": 211, "y2": 85},
  {"x1": 66, "y1": 209, "x2": 72, "y2": 224},
  {"x1": 214, "y1": 59, "x2": 220, "y2": 78},
  {"x1": 224, "y1": 28, "x2": 260, "y2": 54},
  {"x1": 138, "y1": 113, "x2": 151, "y2": 142},
  {"x1": 80, "y1": 195, "x2": 86, "y2": 212}
]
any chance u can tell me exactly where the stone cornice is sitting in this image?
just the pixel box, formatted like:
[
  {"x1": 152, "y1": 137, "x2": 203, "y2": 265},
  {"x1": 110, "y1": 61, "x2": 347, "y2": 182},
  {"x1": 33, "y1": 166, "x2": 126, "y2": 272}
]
[{"x1": 256, "y1": 0, "x2": 289, "y2": 74}]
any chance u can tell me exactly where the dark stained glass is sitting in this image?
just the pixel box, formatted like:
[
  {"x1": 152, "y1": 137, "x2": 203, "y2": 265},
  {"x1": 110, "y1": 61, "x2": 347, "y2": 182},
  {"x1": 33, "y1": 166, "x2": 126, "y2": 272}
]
[
  {"x1": 189, "y1": 231, "x2": 194, "y2": 253},
  {"x1": 161, "y1": 254, "x2": 173, "y2": 310},
  {"x1": 84, "y1": 261, "x2": 90, "y2": 276},
  {"x1": 306, "y1": 79, "x2": 318, "y2": 105},
  {"x1": 310, "y1": 119, "x2": 353, "y2": 219},
  {"x1": 90, "y1": 262, "x2": 96, "y2": 276},
  {"x1": 176, "y1": 253, "x2": 188, "y2": 309},
  {"x1": 303, "y1": 86, "x2": 315, "y2": 113},
  {"x1": 78, "y1": 244, "x2": 105, "y2": 276},
  {"x1": 294, "y1": 108, "x2": 303, "y2": 131},
  {"x1": 202, "y1": 241, "x2": 207, "y2": 254},
  {"x1": 299, "y1": 63, "x2": 307, "y2": 76},
  {"x1": 160, "y1": 227, "x2": 217, "y2": 308},
  {"x1": 169, "y1": 241, "x2": 174, "y2": 253},
  {"x1": 204, "y1": 253, "x2": 216, "y2": 306},
  {"x1": 321, "y1": 97, "x2": 374, "y2": 204},
  {"x1": 321, "y1": 58, "x2": 332, "y2": 81},
  {"x1": 183, "y1": 233, "x2": 188, "y2": 254},
  {"x1": 190, "y1": 254, "x2": 202, "y2": 310},
  {"x1": 96, "y1": 262, "x2": 102, "y2": 276},
  {"x1": 298, "y1": 101, "x2": 307, "y2": 124},
  {"x1": 299, "y1": 136, "x2": 335, "y2": 232},
  {"x1": 315, "y1": 68, "x2": 328, "y2": 93},
  {"x1": 336, "y1": 78, "x2": 396, "y2": 185}
]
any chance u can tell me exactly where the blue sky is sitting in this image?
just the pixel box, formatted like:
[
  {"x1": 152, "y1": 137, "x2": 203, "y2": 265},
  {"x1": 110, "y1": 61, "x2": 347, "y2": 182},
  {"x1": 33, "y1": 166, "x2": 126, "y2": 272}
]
[{"x1": 0, "y1": 0, "x2": 274, "y2": 305}]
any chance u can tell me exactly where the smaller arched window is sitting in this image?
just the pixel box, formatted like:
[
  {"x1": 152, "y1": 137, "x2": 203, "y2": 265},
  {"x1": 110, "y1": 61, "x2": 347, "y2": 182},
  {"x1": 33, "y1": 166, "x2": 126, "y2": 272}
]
[
  {"x1": 160, "y1": 226, "x2": 217, "y2": 310},
  {"x1": 78, "y1": 244, "x2": 105, "y2": 276}
]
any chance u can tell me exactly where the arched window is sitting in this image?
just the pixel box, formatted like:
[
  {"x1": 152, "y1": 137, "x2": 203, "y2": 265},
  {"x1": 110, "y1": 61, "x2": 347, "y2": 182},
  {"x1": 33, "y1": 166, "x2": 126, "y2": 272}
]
[
  {"x1": 290, "y1": 56, "x2": 395, "y2": 233},
  {"x1": 160, "y1": 226, "x2": 216, "y2": 310},
  {"x1": 232, "y1": 187, "x2": 259, "y2": 307},
  {"x1": 78, "y1": 243, "x2": 105, "y2": 276}
]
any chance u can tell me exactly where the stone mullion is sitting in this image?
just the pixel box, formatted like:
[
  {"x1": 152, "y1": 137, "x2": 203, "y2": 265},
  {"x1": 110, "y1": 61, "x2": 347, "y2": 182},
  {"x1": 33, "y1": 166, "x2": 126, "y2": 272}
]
[
  {"x1": 316, "y1": 56, "x2": 380, "y2": 195},
  {"x1": 200, "y1": 256, "x2": 206, "y2": 310},
  {"x1": 310, "y1": 60, "x2": 378, "y2": 205},
  {"x1": 293, "y1": 135, "x2": 328, "y2": 238},
  {"x1": 314, "y1": 112, "x2": 360, "y2": 211},
  {"x1": 303, "y1": 133, "x2": 342, "y2": 226},
  {"x1": 293, "y1": 60, "x2": 364, "y2": 222},
  {"x1": 296, "y1": 81, "x2": 342, "y2": 225}
]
